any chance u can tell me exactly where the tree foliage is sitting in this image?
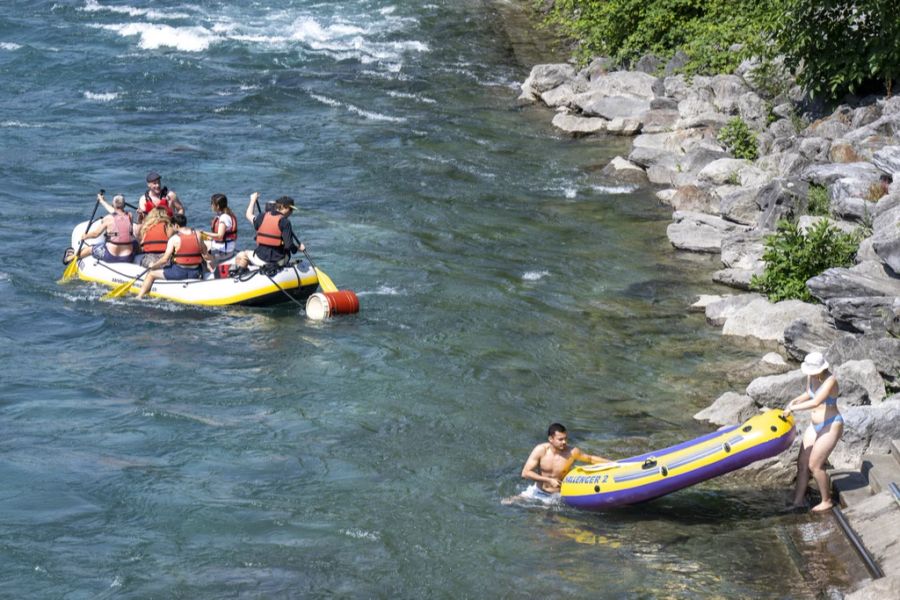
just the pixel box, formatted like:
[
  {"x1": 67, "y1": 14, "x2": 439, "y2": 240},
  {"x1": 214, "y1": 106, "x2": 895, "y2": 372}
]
[
  {"x1": 773, "y1": 0, "x2": 900, "y2": 98},
  {"x1": 750, "y1": 219, "x2": 861, "y2": 303}
]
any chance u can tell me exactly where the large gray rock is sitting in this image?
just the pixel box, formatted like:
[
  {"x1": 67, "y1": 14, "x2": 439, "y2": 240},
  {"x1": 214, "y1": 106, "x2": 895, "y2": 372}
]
[
  {"x1": 755, "y1": 178, "x2": 809, "y2": 230},
  {"x1": 797, "y1": 215, "x2": 860, "y2": 235},
  {"x1": 834, "y1": 359, "x2": 887, "y2": 406},
  {"x1": 588, "y1": 70, "x2": 661, "y2": 100},
  {"x1": 873, "y1": 202, "x2": 900, "y2": 234},
  {"x1": 669, "y1": 185, "x2": 719, "y2": 214},
  {"x1": 705, "y1": 293, "x2": 764, "y2": 326},
  {"x1": 579, "y1": 56, "x2": 615, "y2": 81},
  {"x1": 720, "y1": 185, "x2": 763, "y2": 225},
  {"x1": 871, "y1": 144, "x2": 900, "y2": 174},
  {"x1": 827, "y1": 333, "x2": 900, "y2": 383},
  {"x1": 851, "y1": 103, "x2": 882, "y2": 129},
  {"x1": 782, "y1": 309, "x2": 841, "y2": 361},
  {"x1": 606, "y1": 117, "x2": 643, "y2": 136},
  {"x1": 693, "y1": 392, "x2": 757, "y2": 426},
  {"x1": 844, "y1": 112, "x2": 900, "y2": 143},
  {"x1": 872, "y1": 192, "x2": 900, "y2": 219},
  {"x1": 872, "y1": 229, "x2": 900, "y2": 273},
  {"x1": 520, "y1": 63, "x2": 576, "y2": 101},
  {"x1": 600, "y1": 156, "x2": 648, "y2": 184},
  {"x1": 798, "y1": 137, "x2": 832, "y2": 162},
  {"x1": 640, "y1": 108, "x2": 679, "y2": 133},
  {"x1": 667, "y1": 211, "x2": 748, "y2": 253},
  {"x1": 845, "y1": 569, "x2": 900, "y2": 600},
  {"x1": 551, "y1": 112, "x2": 607, "y2": 136},
  {"x1": 805, "y1": 117, "x2": 849, "y2": 140},
  {"x1": 830, "y1": 399, "x2": 900, "y2": 471},
  {"x1": 722, "y1": 298, "x2": 824, "y2": 343},
  {"x1": 802, "y1": 161, "x2": 884, "y2": 186},
  {"x1": 573, "y1": 93, "x2": 651, "y2": 119},
  {"x1": 826, "y1": 296, "x2": 899, "y2": 335},
  {"x1": 720, "y1": 229, "x2": 765, "y2": 270},
  {"x1": 712, "y1": 267, "x2": 760, "y2": 290},
  {"x1": 808, "y1": 262, "x2": 900, "y2": 302},
  {"x1": 831, "y1": 195, "x2": 876, "y2": 222},
  {"x1": 737, "y1": 91, "x2": 769, "y2": 131},
  {"x1": 755, "y1": 152, "x2": 809, "y2": 179},
  {"x1": 709, "y1": 74, "x2": 749, "y2": 114},
  {"x1": 697, "y1": 158, "x2": 751, "y2": 185},
  {"x1": 540, "y1": 81, "x2": 588, "y2": 108},
  {"x1": 831, "y1": 174, "x2": 882, "y2": 202},
  {"x1": 746, "y1": 369, "x2": 806, "y2": 406}
]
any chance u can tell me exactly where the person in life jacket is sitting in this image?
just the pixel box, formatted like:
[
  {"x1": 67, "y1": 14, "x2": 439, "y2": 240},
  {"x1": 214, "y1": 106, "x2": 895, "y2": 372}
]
[
  {"x1": 137, "y1": 213, "x2": 213, "y2": 299},
  {"x1": 137, "y1": 171, "x2": 184, "y2": 223},
  {"x1": 64, "y1": 192, "x2": 136, "y2": 264},
  {"x1": 233, "y1": 192, "x2": 304, "y2": 272},
  {"x1": 201, "y1": 193, "x2": 238, "y2": 261},
  {"x1": 136, "y1": 206, "x2": 174, "y2": 267}
]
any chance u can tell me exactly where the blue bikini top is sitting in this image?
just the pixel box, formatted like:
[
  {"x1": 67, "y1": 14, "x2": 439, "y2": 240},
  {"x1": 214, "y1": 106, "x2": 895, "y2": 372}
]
[{"x1": 808, "y1": 381, "x2": 838, "y2": 406}]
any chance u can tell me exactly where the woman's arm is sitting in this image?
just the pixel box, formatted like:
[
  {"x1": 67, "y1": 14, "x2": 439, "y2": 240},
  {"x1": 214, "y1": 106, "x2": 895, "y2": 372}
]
[{"x1": 787, "y1": 375, "x2": 837, "y2": 413}]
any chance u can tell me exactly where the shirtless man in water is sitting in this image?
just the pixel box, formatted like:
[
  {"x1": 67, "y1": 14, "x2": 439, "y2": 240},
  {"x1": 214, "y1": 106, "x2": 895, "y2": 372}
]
[{"x1": 506, "y1": 423, "x2": 612, "y2": 502}]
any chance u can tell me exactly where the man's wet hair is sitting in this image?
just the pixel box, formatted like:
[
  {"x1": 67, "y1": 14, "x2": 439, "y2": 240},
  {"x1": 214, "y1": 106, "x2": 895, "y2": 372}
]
[{"x1": 548, "y1": 423, "x2": 567, "y2": 437}]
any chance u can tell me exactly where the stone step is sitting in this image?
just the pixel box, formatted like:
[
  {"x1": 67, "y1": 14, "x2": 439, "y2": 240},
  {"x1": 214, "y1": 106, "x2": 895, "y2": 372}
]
[
  {"x1": 831, "y1": 469, "x2": 872, "y2": 508},
  {"x1": 861, "y1": 453, "x2": 900, "y2": 495}
]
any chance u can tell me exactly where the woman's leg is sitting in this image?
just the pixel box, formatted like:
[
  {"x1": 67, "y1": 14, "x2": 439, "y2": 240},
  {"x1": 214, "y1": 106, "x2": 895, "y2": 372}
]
[
  {"x1": 809, "y1": 422, "x2": 843, "y2": 512},
  {"x1": 792, "y1": 425, "x2": 817, "y2": 507},
  {"x1": 137, "y1": 270, "x2": 163, "y2": 299}
]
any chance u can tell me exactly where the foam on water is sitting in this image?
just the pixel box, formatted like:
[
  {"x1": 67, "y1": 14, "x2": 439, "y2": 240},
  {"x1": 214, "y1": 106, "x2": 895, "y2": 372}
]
[
  {"x1": 522, "y1": 271, "x2": 549, "y2": 282},
  {"x1": 81, "y1": 0, "x2": 192, "y2": 21},
  {"x1": 83, "y1": 91, "x2": 119, "y2": 102},
  {"x1": 308, "y1": 92, "x2": 405, "y2": 123},
  {"x1": 386, "y1": 90, "x2": 437, "y2": 104},
  {"x1": 97, "y1": 23, "x2": 216, "y2": 52},
  {"x1": 1, "y1": 42, "x2": 22, "y2": 51},
  {"x1": 592, "y1": 184, "x2": 639, "y2": 195}
]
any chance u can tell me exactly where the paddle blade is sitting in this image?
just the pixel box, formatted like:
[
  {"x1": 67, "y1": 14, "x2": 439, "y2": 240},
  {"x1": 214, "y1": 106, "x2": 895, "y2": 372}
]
[
  {"x1": 314, "y1": 267, "x2": 338, "y2": 293},
  {"x1": 101, "y1": 277, "x2": 137, "y2": 301},
  {"x1": 58, "y1": 257, "x2": 79, "y2": 283}
]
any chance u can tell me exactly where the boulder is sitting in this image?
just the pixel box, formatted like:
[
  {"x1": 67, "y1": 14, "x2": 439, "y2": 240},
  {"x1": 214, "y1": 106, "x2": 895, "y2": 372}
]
[
  {"x1": 808, "y1": 262, "x2": 900, "y2": 302},
  {"x1": 697, "y1": 158, "x2": 751, "y2": 185},
  {"x1": 633, "y1": 54, "x2": 663, "y2": 75},
  {"x1": 737, "y1": 91, "x2": 769, "y2": 131},
  {"x1": 845, "y1": 573, "x2": 900, "y2": 600},
  {"x1": 746, "y1": 369, "x2": 806, "y2": 406},
  {"x1": 573, "y1": 93, "x2": 651, "y2": 120},
  {"x1": 667, "y1": 211, "x2": 748, "y2": 253},
  {"x1": 797, "y1": 215, "x2": 860, "y2": 235},
  {"x1": 704, "y1": 292, "x2": 764, "y2": 326},
  {"x1": 782, "y1": 309, "x2": 841, "y2": 361},
  {"x1": 600, "y1": 156, "x2": 648, "y2": 185},
  {"x1": 827, "y1": 333, "x2": 900, "y2": 383},
  {"x1": 755, "y1": 152, "x2": 809, "y2": 179},
  {"x1": 831, "y1": 196, "x2": 876, "y2": 222},
  {"x1": 691, "y1": 294, "x2": 729, "y2": 311},
  {"x1": 669, "y1": 185, "x2": 719, "y2": 214},
  {"x1": 805, "y1": 118, "x2": 849, "y2": 140},
  {"x1": 693, "y1": 392, "x2": 757, "y2": 426},
  {"x1": 551, "y1": 112, "x2": 607, "y2": 136},
  {"x1": 831, "y1": 174, "x2": 881, "y2": 202},
  {"x1": 709, "y1": 74, "x2": 749, "y2": 114},
  {"x1": 663, "y1": 51, "x2": 689, "y2": 76},
  {"x1": 722, "y1": 298, "x2": 824, "y2": 343},
  {"x1": 639, "y1": 108, "x2": 679, "y2": 133},
  {"x1": 606, "y1": 117, "x2": 643, "y2": 136},
  {"x1": 829, "y1": 141, "x2": 865, "y2": 163},
  {"x1": 825, "y1": 296, "x2": 899, "y2": 336},
  {"x1": 834, "y1": 359, "x2": 887, "y2": 406},
  {"x1": 655, "y1": 188, "x2": 677, "y2": 205},
  {"x1": 802, "y1": 162, "x2": 883, "y2": 186},
  {"x1": 663, "y1": 75, "x2": 691, "y2": 101},
  {"x1": 588, "y1": 70, "x2": 661, "y2": 100},
  {"x1": 755, "y1": 178, "x2": 809, "y2": 230},
  {"x1": 844, "y1": 112, "x2": 900, "y2": 142},
  {"x1": 856, "y1": 236, "x2": 880, "y2": 263},
  {"x1": 768, "y1": 118, "x2": 798, "y2": 140},
  {"x1": 720, "y1": 229, "x2": 765, "y2": 270},
  {"x1": 520, "y1": 63, "x2": 576, "y2": 101},
  {"x1": 872, "y1": 192, "x2": 900, "y2": 219},
  {"x1": 830, "y1": 399, "x2": 900, "y2": 470},
  {"x1": 540, "y1": 81, "x2": 587, "y2": 108},
  {"x1": 798, "y1": 137, "x2": 831, "y2": 163},
  {"x1": 719, "y1": 185, "x2": 763, "y2": 226},
  {"x1": 872, "y1": 228, "x2": 900, "y2": 273},
  {"x1": 712, "y1": 267, "x2": 759, "y2": 290},
  {"x1": 871, "y1": 144, "x2": 900, "y2": 174},
  {"x1": 850, "y1": 103, "x2": 882, "y2": 129},
  {"x1": 579, "y1": 56, "x2": 615, "y2": 81}
]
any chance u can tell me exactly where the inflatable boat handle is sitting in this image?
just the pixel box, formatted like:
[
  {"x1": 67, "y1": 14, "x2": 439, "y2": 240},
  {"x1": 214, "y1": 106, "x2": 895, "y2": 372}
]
[{"x1": 582, "y1": 462, "x2": 621, "y2": 472}]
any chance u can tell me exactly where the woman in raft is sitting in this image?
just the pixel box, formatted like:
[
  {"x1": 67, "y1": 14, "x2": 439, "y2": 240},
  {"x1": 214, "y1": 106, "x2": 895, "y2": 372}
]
[{"x1": 784, "y1": 352, "x2": 844, "y2": 512}]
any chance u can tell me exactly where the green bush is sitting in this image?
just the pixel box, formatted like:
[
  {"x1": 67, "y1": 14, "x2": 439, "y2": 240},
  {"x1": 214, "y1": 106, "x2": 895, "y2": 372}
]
[
  {"x1": 750, "y1": 219, "x2": 861, "y2": 303},
  {"x1": 717, "y1": 117, "x2": 758, "y2": 160},
  {"x1": 543, "y1": 0, "x2": 773, "y2": 75},
  {"x1": 806, "y1": 184, "x2": 830, "y2": 216}
]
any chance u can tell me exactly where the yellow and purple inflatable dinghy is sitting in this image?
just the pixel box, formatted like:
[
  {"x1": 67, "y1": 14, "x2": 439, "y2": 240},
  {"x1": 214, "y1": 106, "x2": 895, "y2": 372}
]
[{"x1": 561, "y1": 409, "x2": 796, "y2": 511}]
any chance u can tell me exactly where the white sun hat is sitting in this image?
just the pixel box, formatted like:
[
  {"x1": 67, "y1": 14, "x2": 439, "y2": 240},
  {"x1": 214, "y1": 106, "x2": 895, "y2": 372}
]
[{"x1": 801, "y1": 352, "x2": 829, "y2": 375}]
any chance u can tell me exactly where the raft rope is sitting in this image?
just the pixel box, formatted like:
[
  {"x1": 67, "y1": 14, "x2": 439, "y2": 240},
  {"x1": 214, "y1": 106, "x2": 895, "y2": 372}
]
[{"x1": 92, "y1": 257, "x2": 309, "y2": 289}]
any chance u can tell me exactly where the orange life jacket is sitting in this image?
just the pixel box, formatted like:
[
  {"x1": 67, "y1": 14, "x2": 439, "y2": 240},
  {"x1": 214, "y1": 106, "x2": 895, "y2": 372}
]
[
  {"x1": 107, "y1": 212, "x2": 134, "y2": 246},
  {"x1": 174, "y1": 230, "x2": 203, "y2": 266},
  {"x1": 255, "y1": 212, "x2": 284, "y2": 248},
  {"x1": 211, "y1": 213, "x2": 237, "y2": 242},
  {"x1": 141, "y1": 221, "x2": 170, "y2": 253}
]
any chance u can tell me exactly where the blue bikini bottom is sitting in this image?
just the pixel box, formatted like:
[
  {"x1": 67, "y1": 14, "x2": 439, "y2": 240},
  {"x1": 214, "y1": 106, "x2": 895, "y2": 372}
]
[{"x1": 813, "y1": 414, "x2": 844, "y2": 433}]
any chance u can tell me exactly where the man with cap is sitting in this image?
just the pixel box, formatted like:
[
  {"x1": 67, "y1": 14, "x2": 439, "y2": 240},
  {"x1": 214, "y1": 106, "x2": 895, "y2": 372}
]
[
  {"x1": 138, "y1": 171, "x2": 184, "y2": 222},
  {"x1": 233, "y1": 192, "x2": 304, "y2": 272}
]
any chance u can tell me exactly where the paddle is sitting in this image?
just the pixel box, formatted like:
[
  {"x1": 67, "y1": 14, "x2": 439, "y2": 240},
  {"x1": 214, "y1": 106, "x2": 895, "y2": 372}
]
[
  {"x1": 101, "y1": 267, "x2": 150, "y2": 301},
  {"x1": 59, "y1": 190, "x2": 103, "y2": 283},
  {"x1": 253, "y1": 199, "x2": 338, "y2": 293}
]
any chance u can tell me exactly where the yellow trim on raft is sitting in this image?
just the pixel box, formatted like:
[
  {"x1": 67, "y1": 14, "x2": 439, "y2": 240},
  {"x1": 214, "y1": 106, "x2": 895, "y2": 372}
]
[
  {"x1": 561, "y1": 409, "x2": 795, "y2": 500},
  {"x1": 74, "y1": 263, "x2": 319, "y2": 306}
]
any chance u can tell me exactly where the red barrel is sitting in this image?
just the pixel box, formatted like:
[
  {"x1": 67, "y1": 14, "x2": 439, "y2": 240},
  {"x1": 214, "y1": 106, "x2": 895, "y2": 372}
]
[{"x1": 306, "y1": 290, "x2": 359, "y2": 320}]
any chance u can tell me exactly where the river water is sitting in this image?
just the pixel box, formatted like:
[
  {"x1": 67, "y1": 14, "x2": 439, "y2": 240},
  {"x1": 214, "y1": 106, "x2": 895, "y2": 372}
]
[{"x1": 0, "y1": 1, "x2": 859, "y2": 597}]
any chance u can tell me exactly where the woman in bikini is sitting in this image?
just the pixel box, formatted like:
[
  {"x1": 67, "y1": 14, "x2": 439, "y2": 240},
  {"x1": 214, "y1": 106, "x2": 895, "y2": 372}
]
[{"x1": 784, "y1": 352, "x2": 843, "y2": 512}]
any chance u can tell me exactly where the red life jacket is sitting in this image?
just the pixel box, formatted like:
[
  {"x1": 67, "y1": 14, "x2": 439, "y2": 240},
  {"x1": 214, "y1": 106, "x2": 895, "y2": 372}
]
[
  {"x1": 255, "y1": 212, "x2": 284, "y2": 248},
  {"x1": 107, "y1": 212, "x2": 134, "y2": 246},
  {"x1": 141, "y1": 221, "x2": 170, "y2": 253},
  {"x1": 174, "y1": 230, "x2": 203, "y2": 266},
  {"x1": 211, "y1": 213, "x2": 237, "y2": 243},
  {"x1": 142, "y1": 188, "x2": 173, "y2": 218}
]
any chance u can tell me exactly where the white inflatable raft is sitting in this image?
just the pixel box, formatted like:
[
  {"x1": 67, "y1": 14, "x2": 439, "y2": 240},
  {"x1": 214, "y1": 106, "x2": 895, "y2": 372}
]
[{"x1": 65, "y1": 221, "x2": 319, "y2": 307}]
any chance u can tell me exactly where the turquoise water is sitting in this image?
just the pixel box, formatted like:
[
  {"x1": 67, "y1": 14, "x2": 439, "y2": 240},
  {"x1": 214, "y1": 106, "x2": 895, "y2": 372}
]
[{"x1": 0, "y1": 1, "x2": 853, "y2": 597}]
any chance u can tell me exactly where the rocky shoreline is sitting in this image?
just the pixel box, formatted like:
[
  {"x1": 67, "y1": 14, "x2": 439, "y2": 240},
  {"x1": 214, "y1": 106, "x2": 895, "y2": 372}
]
[{"x1": 518, "y1": 57, "x2": 900, "y2": 596}]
